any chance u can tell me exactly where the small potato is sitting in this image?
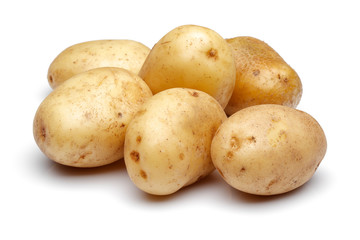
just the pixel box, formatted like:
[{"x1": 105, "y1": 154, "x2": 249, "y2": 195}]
[
  {"x1": 211, "y1": 104, "x2": 327, "y2": 195},
  {"x1": 124, "y1": 88, "x2": 227, "y2": 195},
  {"x1": 225, "y1": 37, "x2": 302, "y2": 115},
  {"x1": 138, "y1": 25, "x2": 236, "y2": 109},
  {"x1": 47, "y1": 40, "x2": 150, "y2": 89},
  {"x1": 33, "y1": 67, "x2": 152, "y2": 167}
]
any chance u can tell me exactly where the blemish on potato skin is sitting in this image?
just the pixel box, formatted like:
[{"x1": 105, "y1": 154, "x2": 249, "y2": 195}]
[
  {"x1": 117, "y1": 112, "x2": 122, "y2": 118},
  {"x1": 188, "y1": 91, "x2": 199, "y2": 97},
  {"x1": 253, "y1": 69, "x2": 260, "y2": 76},
  {"x1": 247, "y1": 136, "x2": 256, "y2": 143},
  {"x1": 40, "y1": 126, "x2": 46, "y2": 141},
  {"x1": 266, "y1": 178, "x2": 279, "y2": 190},
  {"x1": 226, "y1": 151, "x2": 233, "y2": 159},
  {"x1": 230, "y1": 136, "x2": 241, "y2": 150},
  {"x1": 130, "y1": 151, "x2": 140, "y2": 163},
  {"x1": 139, "y1": 170, "x2": 147, "y2": 179},
  {"x1": 136, "y1": 136, "x2": 142, "y2": 143},
  {"x1": 179, "y1": 153, "x2": 184, "y2": 160},
  {"x1": 207, "y1": 48, "x2": 218, "y2": 60}
]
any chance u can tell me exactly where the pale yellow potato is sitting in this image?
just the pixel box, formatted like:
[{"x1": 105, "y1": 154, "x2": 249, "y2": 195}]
[
  {"x1": 48, "y1": 40, "x2": 150, "y2": 89},
  {"x1": 33, "y1": 67, "x2": 152, "y2": 167},
  {"x1": 138, "y1": 25, "x2": 236, "y2": 109},
  {"x1": 225, "y1": 37, "x2": 302, "y2": 115},
  {"x1": 124, "y1": 88, "x2": 227, "y2": 195},
  {"x1": 211, "y1": 104, "x2": 327, "y2": 195}
]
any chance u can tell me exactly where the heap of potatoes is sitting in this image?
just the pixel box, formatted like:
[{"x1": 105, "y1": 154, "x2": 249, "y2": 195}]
[{"x1": 33, "y1": 24, "x2": 327, "y2": 196}]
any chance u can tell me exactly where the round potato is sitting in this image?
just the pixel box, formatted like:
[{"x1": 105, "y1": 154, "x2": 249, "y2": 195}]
[
  {"x1": 138, "y1": 25, "x2": 236, "y2": 109},
  {"x1": 47, "y1": 39, "x2": 150, "y2": 89},
  {"x1": 211, "y1": 104, "x2": 327, "y2": 195},
  {"x1": 124, "y1": 88, "x2": 227, "y2": 195},
  {"x1": 33, "y1": 67, "x2": 152, "y2": 167},
  {"x1": 225, "y1": 37, "x2": 302, "y2": 115}
]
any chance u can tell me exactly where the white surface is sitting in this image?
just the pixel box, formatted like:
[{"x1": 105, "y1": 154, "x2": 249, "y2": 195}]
[{"x1": 1, "y1": 0, "x2": 359, "y2": 239}]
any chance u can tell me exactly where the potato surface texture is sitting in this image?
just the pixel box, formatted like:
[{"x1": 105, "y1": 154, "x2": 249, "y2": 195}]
[
  {"x1": 211, "y1": 104, "x2": 327, "y2": 195},
  {"x1": 225, "y1": 37, "x2": 302, "y2": 115},
  {"x1": 48, "y1": 40, "x2": 150, "y2": 89},
  {"x1": 138, "y1": 25, "x2": 236, "y2": 109},
  {"x1": 124, "y1": 88, "x2": 227, "y2": 195},
  {"x1": 33, "y1": 67, "x2": 152, "y2": 167}
]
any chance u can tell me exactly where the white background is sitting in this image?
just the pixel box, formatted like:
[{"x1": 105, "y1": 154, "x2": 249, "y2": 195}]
[{"x1": 1, "y1": 0, "x2": 359, "y2": 239}]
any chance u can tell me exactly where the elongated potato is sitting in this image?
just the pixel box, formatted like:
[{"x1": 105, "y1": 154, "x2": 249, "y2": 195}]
[
  {"x1": 138, "y1": 25, "x2": 236, "y2": 109},
  {"x1": 225, "y1": 37, "x2": 302, "y2": 115},
  {"x1": 33, "y1": 67, "x2": 152, "y2": 167},
  {"x1": 48, "y1": 40, "x2": 150, "y2": 88},
  {"x1": 124, "y1": 88, "x2": 227, "y2": 195},
  {"x1": 211, "y1": 104, "x2": 327, "y2": 195}
]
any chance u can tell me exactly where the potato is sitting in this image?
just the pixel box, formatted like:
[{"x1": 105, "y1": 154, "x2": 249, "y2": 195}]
[
  {"x1": 33, "y1": 67, "x2": 152, "y2": 167},
  {"x1": 225, "y1": 37, "x2": 302, "y2": 115},
  {"x1": 138, "y1": 25, "x2": 236, "y2": 109},
  {"x1": 47, "y1": 40, "x2": 150, "y2": 89},
  {"x1": 124, "y1": 88, "x2": 227, "y2": 195},
  {"x1": 211, "y1": 104, "x2": 327, "y2": 195}
]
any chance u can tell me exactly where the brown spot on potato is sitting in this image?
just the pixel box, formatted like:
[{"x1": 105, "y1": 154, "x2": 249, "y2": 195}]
[
  {"x1": 48, "y1": 75, "x2": 53, "y2": 83},
  {"x1": 118, "y1": 112, "x2": 122, "y2": 118},
  {"x1": 130, "y1": 151, "x2": 140, "y2": 163},
  {"x1": 136, "y1": 136, "x2": 142, "y2": 143},
  {"x1": 226, "y1": 151, "x2": 233, "y2": 159},
  {"x1": 120, "y1": 123, "x2": 125, "y2": 128},
  {"x1": 247, "y1": 136, "x2": 256, "y2": 143},
  {"x1": 140, "y1": 170, "x2": 147, "y2": 179},
  {"x1": 240, "y1": 167, "x2": 246, "y2": 172},
  {"x1": 207, "y1": 48, "x2": 218, "y2": 60},
  {"x1": 192, "y1": 91, "x2": 199, "y2": 97},
  {"x1": 230, "y1": 136, "x2": 241, "y2": 150},
  {"x1": 179, "y1": 153, "x2": 184, "y2": 160},
  {"x1": 41, "y1": 127, "x2": 46, "y2": 141},
  {"x1": 78, "y1": 151, "x2": 92, "y2": 161},
  {"x1": 253, "y1": 69, "x2": 260, "y2": 76},
  {"x1": 266, "y1": 178, "x2": 279, "y2": 190},
  {"x1": 188, "y1": 90, "x2": 199, "y2": 97}
]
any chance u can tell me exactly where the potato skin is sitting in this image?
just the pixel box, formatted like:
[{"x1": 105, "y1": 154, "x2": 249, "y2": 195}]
[
  {"x1": 124, "y1": 88, "x2": 227, "y2": 195},
  {"x1": 138, "y1": 25, "x2": 236, "y2": 109},
  {"x1": 225, "y1": 37, "x2": 302, "y2": 115},
  {"x1": 211, "y1": 104, "x2": 327, "y2": 195},
  {"x1": 48, "y1": 40, "x2": 150, "y2": 89},
  {"x1": 34, "y1": 67, "x2": 152, "y2": 167}
]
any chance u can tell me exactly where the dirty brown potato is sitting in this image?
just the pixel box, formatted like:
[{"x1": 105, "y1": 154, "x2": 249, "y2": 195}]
[
  {"x1": 225, "y1": 37, "x2": 302, "y2": 115},
  {"x1": 124, "y1": 88, "x2": 227, "y2": 195},
  {"x1": 47, "y1": 40, "x2": 150, "y2": 89},
  {"x1": 138, "y1": 25, "x2": 236, "y2": 109},
  {"x1": 33, "y1": 67, "x2": 152, "y2": 167},
  {"x1": 211, "y1": 104, "x2": 327, "y2": 195}
]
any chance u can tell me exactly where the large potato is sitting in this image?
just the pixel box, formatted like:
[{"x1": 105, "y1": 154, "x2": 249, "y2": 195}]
[
  {"x1": 47, "y1": 40, "x2": 150, "y2": 89},
  {"x1": 124, "y1": 88, "x2": 227, "y2": 195},
  {"x1": 225, "y1": 37, "x2": 302, "y2": 115},
  {"x1": 33, "y1": 67, "x2": 152, "y2": 167},
  {"x1": 211, "y1": 104, "x2": 327, "y2": 195},
  {"x1": 138, "y1": 25, "x2": 236, "y2": 109}
]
